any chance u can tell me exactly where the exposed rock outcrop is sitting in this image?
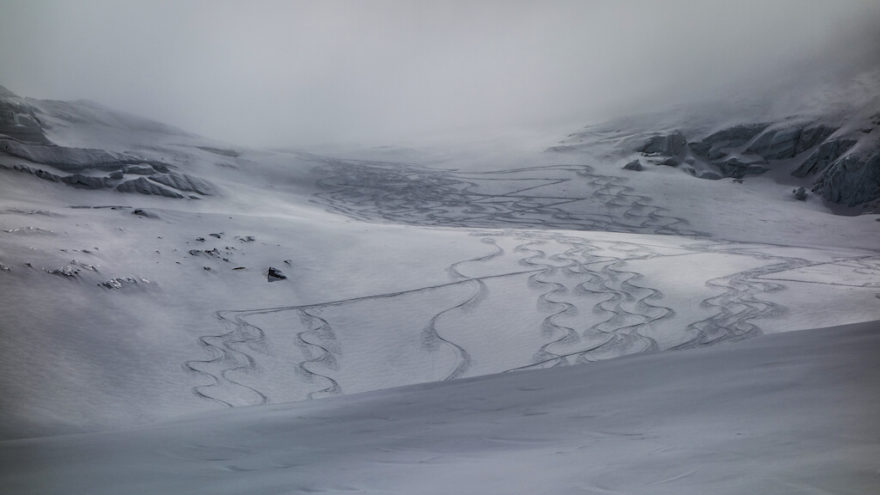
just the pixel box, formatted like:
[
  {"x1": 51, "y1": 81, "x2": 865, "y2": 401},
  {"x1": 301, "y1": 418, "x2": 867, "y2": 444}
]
[
  {"x1": 116, "y1": 177, "x2": 184, "y2": 198},
  {"x1": 640, "y1": 131, "x2": 686, "y2": 156},
  {"x1": 813, "y1": 150, "x2": 880, "y2": 207},
  {"x1": 745, "y1": 124, "x2": 836, "y2": 160},
  {"x1": 791, "y1": 139, "x2": 857, "y2": 177}
]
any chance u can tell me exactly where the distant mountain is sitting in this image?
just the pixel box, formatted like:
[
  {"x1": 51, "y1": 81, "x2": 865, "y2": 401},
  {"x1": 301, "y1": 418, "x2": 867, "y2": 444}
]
[
  {"x1": 0, "y1": 85, "x2": 217, "y2": 199},
  {"x1": 550, "y1": 75, "x2": 880, "y2": 212}
]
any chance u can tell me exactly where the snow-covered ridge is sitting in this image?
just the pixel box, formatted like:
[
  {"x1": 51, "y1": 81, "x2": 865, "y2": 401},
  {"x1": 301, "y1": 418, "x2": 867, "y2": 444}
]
[
  {"x1": 0, "y1": 85, "x2": 216, "y2": 199},
  {"x1": 551, "y1": 75, "x2": 880, "y2": 212}
]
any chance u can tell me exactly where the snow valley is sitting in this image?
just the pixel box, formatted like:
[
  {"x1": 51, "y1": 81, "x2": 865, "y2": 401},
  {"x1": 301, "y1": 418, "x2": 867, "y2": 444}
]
[{"x1": 1, "y1": 69, "x2": 879, "y2": 493}]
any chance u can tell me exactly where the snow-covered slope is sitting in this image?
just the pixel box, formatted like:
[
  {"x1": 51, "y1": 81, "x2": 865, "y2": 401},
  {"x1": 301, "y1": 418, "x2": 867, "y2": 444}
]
[
  {"x1": 2, "y1": 321, "x2": 877, "y2": 494},
  {"x1": 0, "y1": 82, "x2": 878, "y2": 449}
]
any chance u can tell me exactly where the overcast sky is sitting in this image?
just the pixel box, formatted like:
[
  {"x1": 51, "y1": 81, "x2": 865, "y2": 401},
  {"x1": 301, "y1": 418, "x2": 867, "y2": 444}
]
[{"x1": 1, "y1": 0, "x2": 879, "y2": 147}]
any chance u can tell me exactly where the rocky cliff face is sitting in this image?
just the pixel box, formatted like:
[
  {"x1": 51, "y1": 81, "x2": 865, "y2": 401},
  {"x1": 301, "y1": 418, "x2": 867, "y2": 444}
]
[
  {"x1": 0, "y1": 86, "x2": 216, "y2": 199},
  {"x1": 625, "y1": 114, "x2": 880, "y2": 210}
]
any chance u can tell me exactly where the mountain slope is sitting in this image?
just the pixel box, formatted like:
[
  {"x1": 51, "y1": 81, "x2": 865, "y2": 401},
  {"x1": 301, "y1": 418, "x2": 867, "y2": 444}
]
[{"x1": 2, "y1": 321, "x2": 877, "y2": 494}]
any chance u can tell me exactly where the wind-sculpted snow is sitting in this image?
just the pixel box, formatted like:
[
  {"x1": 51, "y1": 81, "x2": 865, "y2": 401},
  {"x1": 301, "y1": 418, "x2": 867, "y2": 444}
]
[{"x1": 312, "y1": 160, "x2": 708, "y2": 236}]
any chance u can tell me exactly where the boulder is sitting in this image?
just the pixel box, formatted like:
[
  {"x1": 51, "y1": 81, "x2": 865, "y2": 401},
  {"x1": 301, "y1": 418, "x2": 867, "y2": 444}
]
[
  {"x1": 267, "y1": 267, "x2": 287, "y2": 282},
  {"x1": 622, "y1": 159, "x2": 643, "y2": 171}
]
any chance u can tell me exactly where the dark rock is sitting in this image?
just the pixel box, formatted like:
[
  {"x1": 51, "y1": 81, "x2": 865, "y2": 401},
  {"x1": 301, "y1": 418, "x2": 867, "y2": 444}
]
[
  {"x1": 33, "y1": 168, "x2": 60, "y2": 182},
  {"x1": 123, "y1": 164, "x2": 155, "y2": 175},
  {"x1": 639, "y1": 131, "x2": 686, "y2": 156},
  {"x1": 267, "y1": 267, "x2": 287, "y2": 282},
  {"x1": 746, "y1": 124, "x2": 837, "y2": 161},
  {"x1": 793, "y1": 186, "x2": 808, "y2": 201},
  {"x1": 108, "y1": 170, "x2": 124, "y2": 180},
  {"x1": 60, "y1": 174, "x2": 111, "y2": 189},
  {"x1": 792, "y1": 139, "x2": 857, "y2": 177},
  {"x1": 99, "y1": 276, "x2": 146, "y2": 289},
  {"x1": 795, "y1": 125, "x2": 836, "y2": 155},
  {"x1": 699, "y1": 171, "x2": 723, "y2": 180},
  {"x1": 195, "y1": 237, "x2": 205, "y2": 242},
  {"x1": 622, "y1": 159, "x2": 643, "y2": 171},
  {"x1": 131, "y1": 208, "x2": 159, "y2": 219},
  {"x1": 116, "y1": 177, "x2": 184, "y2": 198},
  {"x1": 813, "y1": 151, "x2": 880, "y2": 207},
  {"x1": 203, "y1": 266, "x2": 211, "y2": 271},
  {"x1": 658, "y1": 157, "x2": 680, "y2": 167},
  {"x1": 209, "y1": 233, "x2": 223, "y2": 239},
  {"x1": 690, "y1": 123, "x2": 768, "y2": 157},
  {"x1": 746, "y1": 127, "x2": 799, "y2": 159},
  {"x1": 717, "y1": 157, "x2": 769, "y2": 178}
]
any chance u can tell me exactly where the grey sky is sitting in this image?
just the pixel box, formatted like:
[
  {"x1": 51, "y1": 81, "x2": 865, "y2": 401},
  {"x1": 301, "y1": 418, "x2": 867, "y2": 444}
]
[{"x1": 1, "y1": 0, "x2": 878, "y2": 147}]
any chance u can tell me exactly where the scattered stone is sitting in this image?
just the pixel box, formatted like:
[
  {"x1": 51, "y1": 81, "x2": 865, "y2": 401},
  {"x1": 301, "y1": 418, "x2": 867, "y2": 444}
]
[
  {"x1": 236, "y1": 235, "x2": 256, "y2": 242},
  {"x1": 232, "y1": 266, "x2": 246, "y2": 270},
  {"x1": 209, "y1": 233, "x2": 223, "y2": 239},
  {"x1": 203, "y1": 266, "x2": 211, "y2": 271},
  {"x1": 189, "y1": 248, "x2": 221, "y2": 258},
  {"x1": 0, "y1": 262, "x2": 10, "y2": 271},
  {"x1": 267, "y1": 267, "x2": 287, "y2": 282},
  {"x1": 283, "y1": 259, "x2": 292, "y2": 266},
  {"x1": 793, "y1": 186, "x2": 808, "y2": 201},
  {"x1": 48, "y1": 265, "x2": 82, "y2": 278},
  {"x1": 99, "y1": 276, "x2": 148, "y2": 289},
  {"x1": 622, "y1": 159, "x2": 643, "y2": 171}
]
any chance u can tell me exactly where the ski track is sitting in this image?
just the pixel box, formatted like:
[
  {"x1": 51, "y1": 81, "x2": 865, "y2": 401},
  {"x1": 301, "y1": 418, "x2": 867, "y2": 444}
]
[{"x1": 185, "y1": 158, "x2": 876, "y2": 406}]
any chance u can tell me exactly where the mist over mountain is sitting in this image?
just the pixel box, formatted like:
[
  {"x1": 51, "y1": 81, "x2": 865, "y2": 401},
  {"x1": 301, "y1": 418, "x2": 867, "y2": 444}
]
[{"x1": 2, "y1": 0, "x2": 879, "y2": 147}]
